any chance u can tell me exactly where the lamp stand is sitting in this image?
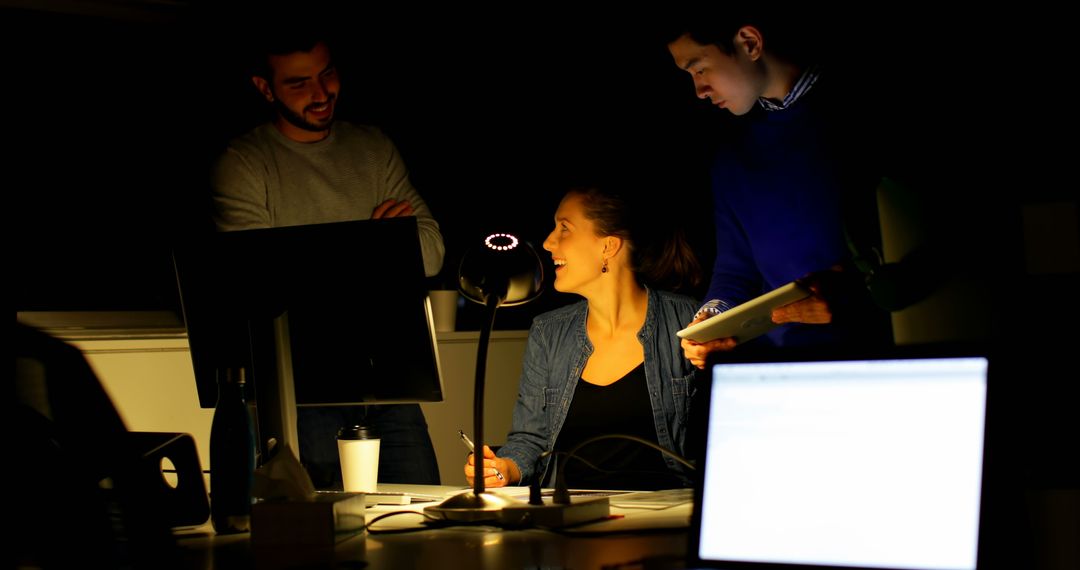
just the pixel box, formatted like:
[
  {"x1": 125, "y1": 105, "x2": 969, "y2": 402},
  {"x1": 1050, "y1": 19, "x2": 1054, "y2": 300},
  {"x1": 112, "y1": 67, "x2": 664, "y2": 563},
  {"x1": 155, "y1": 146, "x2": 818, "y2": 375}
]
[{"x1": 425, "y1": 294, "x2": 521, "y2": 521}]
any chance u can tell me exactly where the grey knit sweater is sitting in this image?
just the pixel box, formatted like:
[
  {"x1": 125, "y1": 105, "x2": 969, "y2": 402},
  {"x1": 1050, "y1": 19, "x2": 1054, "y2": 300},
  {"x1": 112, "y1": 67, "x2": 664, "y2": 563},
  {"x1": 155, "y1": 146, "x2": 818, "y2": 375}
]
[{"x1": 211, "y1": 122, "x2": 445, "y2": 276}]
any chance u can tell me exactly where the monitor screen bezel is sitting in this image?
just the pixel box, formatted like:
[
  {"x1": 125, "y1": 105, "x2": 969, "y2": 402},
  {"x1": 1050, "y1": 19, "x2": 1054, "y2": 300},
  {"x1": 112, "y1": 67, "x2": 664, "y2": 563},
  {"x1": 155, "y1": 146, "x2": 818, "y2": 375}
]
[{"x1": 172, "y1": 217, "x2": 445, "y2": 409}]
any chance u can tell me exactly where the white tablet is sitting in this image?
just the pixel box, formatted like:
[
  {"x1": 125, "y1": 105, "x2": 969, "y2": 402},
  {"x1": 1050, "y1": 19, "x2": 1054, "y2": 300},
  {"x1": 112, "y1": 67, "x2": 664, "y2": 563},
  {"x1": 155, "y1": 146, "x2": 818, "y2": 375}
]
[{"x1": 677, "y1": 282, "x2": 811, "y2": 344}]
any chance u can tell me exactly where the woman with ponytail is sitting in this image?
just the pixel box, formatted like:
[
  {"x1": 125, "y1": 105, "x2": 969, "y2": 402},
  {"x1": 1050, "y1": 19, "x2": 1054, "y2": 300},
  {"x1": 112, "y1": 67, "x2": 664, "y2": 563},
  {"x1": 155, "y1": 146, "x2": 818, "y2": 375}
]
[{"x1": 465, "y1": 187, "x2": 703, "y2": 490}]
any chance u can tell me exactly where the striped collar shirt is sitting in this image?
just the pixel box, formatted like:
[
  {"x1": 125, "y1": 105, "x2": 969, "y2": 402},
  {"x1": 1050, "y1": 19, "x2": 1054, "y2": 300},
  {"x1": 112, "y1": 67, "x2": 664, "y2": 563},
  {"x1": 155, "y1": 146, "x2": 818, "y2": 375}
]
[{"x1": 758, "y1": 65, "x2": 820, "y2": 111}]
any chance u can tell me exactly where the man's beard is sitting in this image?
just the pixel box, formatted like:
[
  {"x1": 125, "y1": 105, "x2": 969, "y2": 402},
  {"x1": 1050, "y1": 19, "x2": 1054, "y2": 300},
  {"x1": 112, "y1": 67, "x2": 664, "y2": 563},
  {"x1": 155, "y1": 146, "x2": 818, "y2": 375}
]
[{"x1": 273, "y1": 94, "x2": 335, "y2": 133}]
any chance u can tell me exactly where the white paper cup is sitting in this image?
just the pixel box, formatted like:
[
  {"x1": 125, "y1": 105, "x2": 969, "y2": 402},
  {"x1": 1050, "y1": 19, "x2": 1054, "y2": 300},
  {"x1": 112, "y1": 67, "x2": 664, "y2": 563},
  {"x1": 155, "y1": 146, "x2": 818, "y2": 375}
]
[{"x1": 337, "y1": 425, "x2": 379, "y2": 493}]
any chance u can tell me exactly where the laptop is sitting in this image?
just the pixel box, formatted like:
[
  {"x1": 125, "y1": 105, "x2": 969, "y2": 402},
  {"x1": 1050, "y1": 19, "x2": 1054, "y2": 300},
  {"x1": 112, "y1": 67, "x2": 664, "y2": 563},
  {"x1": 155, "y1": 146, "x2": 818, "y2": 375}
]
[{"x1": 688, "y1": 345, "x2": 990, "y2": 570}]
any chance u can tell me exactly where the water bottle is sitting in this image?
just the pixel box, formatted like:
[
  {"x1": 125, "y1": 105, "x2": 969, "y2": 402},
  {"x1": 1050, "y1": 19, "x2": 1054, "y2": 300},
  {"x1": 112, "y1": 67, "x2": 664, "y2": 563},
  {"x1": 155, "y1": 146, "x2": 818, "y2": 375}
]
[{"x1": 210, "y1": 366, "x2": 255, "y2": 534}]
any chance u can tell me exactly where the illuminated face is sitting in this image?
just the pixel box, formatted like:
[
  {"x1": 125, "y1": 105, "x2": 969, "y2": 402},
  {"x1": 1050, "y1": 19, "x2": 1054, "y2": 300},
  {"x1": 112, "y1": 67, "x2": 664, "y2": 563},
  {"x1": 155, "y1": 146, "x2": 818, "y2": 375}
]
[
  {"x1": 668, "y1": 33, "x2": 764, "y2": 116},
  {"x1": 542, "y1": 193, "x2": 608, "y2": 295},
  {"x1": 253, "y1": 41, "x2": 340, "y2": 142}
]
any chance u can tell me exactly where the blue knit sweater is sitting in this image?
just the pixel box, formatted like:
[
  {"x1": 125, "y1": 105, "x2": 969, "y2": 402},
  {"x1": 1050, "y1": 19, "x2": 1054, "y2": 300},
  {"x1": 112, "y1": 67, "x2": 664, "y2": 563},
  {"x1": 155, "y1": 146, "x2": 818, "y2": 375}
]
[{"x1": 706, "y1": 77, "x2": 887, "y2": 347}]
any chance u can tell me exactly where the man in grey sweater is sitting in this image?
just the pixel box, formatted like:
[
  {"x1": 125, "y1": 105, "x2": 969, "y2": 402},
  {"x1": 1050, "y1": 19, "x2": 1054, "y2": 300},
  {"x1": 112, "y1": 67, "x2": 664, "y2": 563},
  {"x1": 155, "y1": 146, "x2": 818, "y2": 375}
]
[
  {"x1": 211, "y1": 31, "x2": 443, "y2": 488},
  {"x1": 211, "y1": 38, "x2": 444, "y2": 276}
]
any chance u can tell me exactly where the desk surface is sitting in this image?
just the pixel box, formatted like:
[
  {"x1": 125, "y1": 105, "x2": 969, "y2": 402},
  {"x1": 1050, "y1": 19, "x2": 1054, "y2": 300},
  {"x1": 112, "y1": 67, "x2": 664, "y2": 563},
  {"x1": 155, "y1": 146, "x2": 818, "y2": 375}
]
[{"x1": 176, "y1": 484, "x2": 692, "y2": 569}]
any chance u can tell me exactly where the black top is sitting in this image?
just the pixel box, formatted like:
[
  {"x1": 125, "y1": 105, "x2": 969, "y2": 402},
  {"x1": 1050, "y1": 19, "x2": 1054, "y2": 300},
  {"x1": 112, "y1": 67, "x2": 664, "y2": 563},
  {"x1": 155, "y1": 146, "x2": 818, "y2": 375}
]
[{"x1": 553, "y1": 362, "x2": 683, "y2": 490}]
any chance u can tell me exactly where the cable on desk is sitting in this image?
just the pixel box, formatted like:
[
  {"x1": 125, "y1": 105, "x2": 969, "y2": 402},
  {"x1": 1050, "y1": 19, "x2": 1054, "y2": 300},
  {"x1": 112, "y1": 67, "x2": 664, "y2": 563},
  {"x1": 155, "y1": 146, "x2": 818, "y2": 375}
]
[
  {"x1": 535, "y1": 434, "x2": 696, "y2": 504},
  {"x1": 529, "y1": 451, "x2": 610, "y2": 504},
  {"x1": 363, "y1": 510, "x2": 441, "y2": 535},
  {"x1": 364, "y1": 510, "x2": 509, "y2": 535}
]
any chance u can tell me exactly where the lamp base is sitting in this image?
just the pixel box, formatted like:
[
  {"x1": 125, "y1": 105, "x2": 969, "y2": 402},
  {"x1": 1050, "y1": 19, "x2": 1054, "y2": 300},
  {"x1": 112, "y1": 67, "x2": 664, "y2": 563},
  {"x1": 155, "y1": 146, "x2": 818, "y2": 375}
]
[{"x1": 423, "y1": 490, "x2": 523, "y2": 522}]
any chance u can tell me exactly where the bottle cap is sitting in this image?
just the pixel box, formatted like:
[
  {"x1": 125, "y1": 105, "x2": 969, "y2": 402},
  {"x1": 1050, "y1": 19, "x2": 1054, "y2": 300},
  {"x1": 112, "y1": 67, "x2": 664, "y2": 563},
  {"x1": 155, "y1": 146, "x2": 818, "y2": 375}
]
[
  {"x1": 337, "y1": 424, "x2": 377, "y2": 440},
  {"x1": 218, "y1": 367, "x2": 246, "y2": 385}
]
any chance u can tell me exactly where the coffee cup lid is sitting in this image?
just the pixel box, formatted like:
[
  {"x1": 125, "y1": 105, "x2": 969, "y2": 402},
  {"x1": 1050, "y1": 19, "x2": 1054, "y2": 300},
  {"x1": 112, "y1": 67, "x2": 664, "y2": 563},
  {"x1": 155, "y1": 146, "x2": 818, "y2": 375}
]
[{"x1": 337, "y1": 424, "x2": 377, "y2": 440}]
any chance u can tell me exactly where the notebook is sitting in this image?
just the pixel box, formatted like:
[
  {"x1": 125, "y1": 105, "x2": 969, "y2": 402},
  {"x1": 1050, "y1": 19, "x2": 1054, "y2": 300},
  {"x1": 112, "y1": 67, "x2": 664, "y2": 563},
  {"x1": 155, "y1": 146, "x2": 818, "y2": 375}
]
[{"x1": 688, "y1": 346, "x2": 989, "y2": 570}]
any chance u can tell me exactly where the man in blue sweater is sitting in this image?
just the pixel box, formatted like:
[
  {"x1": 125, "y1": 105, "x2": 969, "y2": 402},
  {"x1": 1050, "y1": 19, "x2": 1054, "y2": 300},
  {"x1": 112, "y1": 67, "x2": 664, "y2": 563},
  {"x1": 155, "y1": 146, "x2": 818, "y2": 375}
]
[{"x1": 667, "y1": 10, "x2": 892, "y2": 368}]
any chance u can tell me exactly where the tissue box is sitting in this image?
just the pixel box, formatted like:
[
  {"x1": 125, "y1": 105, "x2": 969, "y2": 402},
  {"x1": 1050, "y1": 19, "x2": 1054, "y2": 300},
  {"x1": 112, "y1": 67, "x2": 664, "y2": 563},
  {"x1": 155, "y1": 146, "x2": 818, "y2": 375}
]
[{"x1": 251, "y1": 492, "x2": 366, "y2": 548}]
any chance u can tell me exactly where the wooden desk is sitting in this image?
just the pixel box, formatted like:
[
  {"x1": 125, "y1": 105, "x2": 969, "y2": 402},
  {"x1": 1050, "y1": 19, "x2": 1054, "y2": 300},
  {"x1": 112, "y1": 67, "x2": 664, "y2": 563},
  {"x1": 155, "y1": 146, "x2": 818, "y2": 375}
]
[{"x1": 175, "y1": 484, "x2": 691, "y2": 569}]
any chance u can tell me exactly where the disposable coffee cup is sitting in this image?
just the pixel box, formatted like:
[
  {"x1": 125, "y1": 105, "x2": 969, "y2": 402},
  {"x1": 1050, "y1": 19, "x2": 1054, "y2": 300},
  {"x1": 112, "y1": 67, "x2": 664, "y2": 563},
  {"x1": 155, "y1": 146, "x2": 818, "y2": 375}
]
[
  {"x1": 337, "y1": 424, "x2": 379, "y2": 493},
  {"x1": 429, "y1": 290, "x2": 459, "y2": 332}
]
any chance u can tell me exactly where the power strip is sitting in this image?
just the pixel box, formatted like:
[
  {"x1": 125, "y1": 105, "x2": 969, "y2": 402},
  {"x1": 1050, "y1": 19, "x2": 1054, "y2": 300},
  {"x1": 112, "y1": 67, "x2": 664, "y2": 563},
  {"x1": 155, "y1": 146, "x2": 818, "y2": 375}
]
[{"x1": 498, "y1": 495, "x2": 610, "y2": 528}]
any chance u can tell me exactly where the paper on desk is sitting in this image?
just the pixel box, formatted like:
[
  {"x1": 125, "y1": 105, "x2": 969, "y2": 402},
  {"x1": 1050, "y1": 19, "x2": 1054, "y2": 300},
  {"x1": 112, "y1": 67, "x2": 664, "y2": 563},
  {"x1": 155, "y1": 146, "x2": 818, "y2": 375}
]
[
  {"x1": 252, "y1": 442, "x2": 316, "y2": 501},
  {"x1": 493, "y1": 486, "x2": 535, "y2": 499}
]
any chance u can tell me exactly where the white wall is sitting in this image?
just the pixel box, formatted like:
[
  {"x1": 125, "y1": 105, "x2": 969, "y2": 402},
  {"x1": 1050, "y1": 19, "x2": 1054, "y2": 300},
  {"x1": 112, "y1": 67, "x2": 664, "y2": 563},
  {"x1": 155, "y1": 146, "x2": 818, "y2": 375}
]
[
  {"x1": 67, "y1": 330, "x2": 527, "y2": 487},
  {"x1": 877, "y1": 181, "x2": 993, "y2": 344},
  {"x1": 421, "y1": 331, "x2": 527, "y2": 485},
  {"x1": 71, "y1": 337, "x2": 214, "y2": 470}
]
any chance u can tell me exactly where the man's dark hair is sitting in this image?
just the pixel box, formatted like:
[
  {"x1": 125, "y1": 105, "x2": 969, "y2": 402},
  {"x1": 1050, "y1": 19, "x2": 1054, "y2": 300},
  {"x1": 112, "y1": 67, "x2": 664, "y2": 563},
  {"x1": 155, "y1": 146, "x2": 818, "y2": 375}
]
[
  {"x1": 248, "y1": 27, "x2": 332, "y2": 80},
  {"x1": 660, "y1": 6, "x2": 822, "y2": 66},
  {"x1": 236, "y1": 0, "x2": 336, "y2": 80}
]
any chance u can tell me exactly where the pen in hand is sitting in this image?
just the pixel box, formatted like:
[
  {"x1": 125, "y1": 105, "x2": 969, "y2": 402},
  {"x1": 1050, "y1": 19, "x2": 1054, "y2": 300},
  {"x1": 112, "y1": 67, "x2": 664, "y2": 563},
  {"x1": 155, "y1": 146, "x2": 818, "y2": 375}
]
[{"x1": 459, "y1": 429, "x2": 504, "y2": 481}]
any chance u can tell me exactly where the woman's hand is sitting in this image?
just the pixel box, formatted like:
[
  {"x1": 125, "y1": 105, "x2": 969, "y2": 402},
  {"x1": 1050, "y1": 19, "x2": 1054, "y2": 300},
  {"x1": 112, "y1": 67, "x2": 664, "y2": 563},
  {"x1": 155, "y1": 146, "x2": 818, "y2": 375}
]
[{"x1": 464, "y1": 445, "x2": 520, "y2": 487}]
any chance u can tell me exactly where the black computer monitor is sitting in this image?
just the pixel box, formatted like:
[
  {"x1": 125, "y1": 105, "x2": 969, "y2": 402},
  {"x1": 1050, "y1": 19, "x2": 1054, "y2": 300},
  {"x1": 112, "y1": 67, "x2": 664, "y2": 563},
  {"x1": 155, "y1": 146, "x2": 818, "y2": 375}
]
[{"x1": 172, "y1": 217, "x2": 444, "y2": 461}]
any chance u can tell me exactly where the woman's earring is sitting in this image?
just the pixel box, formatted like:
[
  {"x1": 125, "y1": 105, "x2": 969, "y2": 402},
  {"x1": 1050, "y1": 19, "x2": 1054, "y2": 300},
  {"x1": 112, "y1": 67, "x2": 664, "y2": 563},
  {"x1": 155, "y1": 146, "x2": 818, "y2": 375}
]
[{"x1": 601, "y1": 259, "x2": 608, "y2": 273}]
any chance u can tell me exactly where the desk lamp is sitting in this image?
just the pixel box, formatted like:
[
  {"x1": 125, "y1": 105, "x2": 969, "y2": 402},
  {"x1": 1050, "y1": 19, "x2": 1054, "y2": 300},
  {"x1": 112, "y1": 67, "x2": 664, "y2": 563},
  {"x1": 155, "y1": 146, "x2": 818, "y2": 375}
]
[{"x1": 426, "y1": 233, "x2": 543, "y2": 522}]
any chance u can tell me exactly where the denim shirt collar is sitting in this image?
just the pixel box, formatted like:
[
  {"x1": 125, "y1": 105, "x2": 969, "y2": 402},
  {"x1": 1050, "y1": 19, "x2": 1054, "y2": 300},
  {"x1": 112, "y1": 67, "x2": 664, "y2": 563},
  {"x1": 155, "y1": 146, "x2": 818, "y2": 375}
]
[{"x1": 575, "y1": 285, "x2": 658, "y2": 354}]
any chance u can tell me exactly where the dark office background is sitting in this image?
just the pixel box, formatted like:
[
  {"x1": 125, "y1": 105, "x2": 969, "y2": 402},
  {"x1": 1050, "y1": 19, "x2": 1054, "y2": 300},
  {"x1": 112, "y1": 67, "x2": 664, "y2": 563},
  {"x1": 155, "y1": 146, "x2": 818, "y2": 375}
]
[
  {"x1": 10, "y1": 2, "x2": 729, "y2": 328},
  {"x1": 14, "y1": 2, "x2": 1059, "y2": 326}
]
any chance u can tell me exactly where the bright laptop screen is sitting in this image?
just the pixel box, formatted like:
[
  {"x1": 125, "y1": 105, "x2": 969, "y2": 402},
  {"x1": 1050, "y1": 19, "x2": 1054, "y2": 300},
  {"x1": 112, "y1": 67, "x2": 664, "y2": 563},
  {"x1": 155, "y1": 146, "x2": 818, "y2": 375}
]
[{"x1": 697, "y1": 356, "x2": 988, "y2": 570}]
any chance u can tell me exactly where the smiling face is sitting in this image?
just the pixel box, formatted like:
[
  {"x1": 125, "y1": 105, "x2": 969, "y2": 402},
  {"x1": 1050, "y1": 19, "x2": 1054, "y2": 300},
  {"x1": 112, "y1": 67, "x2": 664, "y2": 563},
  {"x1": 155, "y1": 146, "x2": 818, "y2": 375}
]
[
  {"x1": 668, "y1": 31, "x2": 766, "y2": 116},
  {"x1": 542, "y1": 193, "x2": 610, "y2": 295},
  {"x1": 252, "y1": 41, "x2": 340, "y2": 142}
]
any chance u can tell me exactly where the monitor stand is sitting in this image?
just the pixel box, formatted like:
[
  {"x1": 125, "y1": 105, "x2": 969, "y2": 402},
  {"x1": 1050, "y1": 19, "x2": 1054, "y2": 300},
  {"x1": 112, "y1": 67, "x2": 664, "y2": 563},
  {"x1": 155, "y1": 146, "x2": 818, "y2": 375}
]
[{"x1": 251, "y1": 311, "x2": 301, "y2": 466}]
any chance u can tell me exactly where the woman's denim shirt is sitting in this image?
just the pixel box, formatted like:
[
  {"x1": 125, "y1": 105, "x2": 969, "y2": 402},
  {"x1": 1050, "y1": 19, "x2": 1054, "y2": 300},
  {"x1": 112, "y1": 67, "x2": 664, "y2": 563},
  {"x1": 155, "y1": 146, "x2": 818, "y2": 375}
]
[{"x1": 497, "y1": 287, "x2": 699, "y2": 485}]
